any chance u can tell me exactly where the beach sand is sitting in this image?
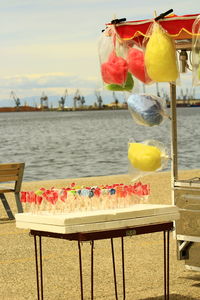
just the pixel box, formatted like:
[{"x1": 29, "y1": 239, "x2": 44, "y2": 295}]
[{"x1": 1, "y1": 170, "x2": 200, "y2": 300}]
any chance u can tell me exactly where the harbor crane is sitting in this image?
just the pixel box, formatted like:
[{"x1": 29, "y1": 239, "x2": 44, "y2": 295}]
[
  {"x1": 80, "y1": 95, "x2": 85, "y2": 107},
  {"x1": 40, "y1": 92, "x2": 48, "y2": 109},
  {"x1": 10, "y1": 91, "x2": 20, "y2": 108},
  {"x1": 58, "y1": 89, "x2": 68, "y2": 110},
  {"x1": 95, "y1": 90, "x2": 103, "y2": 108},
  {"x1": 73, "y1": 89, "x2": 86, "y2": 109},
  {"x1": 73, "y1": 89, "x2": 81, "y2": 109},
  {"x1": 112, "y1": 91, "x2": 119, "y2": 106}
]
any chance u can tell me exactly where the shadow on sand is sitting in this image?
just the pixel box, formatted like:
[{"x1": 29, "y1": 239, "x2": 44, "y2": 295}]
[
  {"x1": 0, "y1": 217, "x2": 15, "y2": 224},
  {"x1": 139, "y1": 294, "x2": 198, "y2": 300},
  {"x1": 179, "y1": 274, "x2": 200, "y2": 288}
]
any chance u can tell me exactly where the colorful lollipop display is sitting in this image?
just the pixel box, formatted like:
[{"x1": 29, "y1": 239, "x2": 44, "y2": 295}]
[{"x1": 20, "y1": 182, "x2": 150, "y2": 214}]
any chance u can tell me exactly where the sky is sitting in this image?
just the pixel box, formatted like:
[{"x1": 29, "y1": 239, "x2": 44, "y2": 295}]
[{"x1": 0, "y1": 0, "x2": 199, "y2": 107}]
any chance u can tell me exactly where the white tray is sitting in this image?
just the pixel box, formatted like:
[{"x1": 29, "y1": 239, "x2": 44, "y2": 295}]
[{"x1": 15, "y1": 204, "x2": 180, "y2": 234}]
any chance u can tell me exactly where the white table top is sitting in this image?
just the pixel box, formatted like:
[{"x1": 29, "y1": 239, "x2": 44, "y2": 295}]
[{"x1": 15, "y1": 204, "x2": 179, "y2": 234}]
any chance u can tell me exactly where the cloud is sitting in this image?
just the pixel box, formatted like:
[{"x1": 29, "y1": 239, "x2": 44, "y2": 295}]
[
  {"x1": 0, "y1": 72, "x2": 100, "y2": 90},
  {"x1": 0, "y1": 0, "x2": 199, "y2": 103},
  {"x1": 0, "y1": 71, "x2": 102, "y2": 102},
  {"x1": 0, "y1": 40, "x2": 101, "y2": 79}
]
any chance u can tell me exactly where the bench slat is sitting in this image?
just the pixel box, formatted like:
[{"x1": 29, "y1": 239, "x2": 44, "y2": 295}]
[
  {"x1": 0, "y1": 175, "x2": 19, "y2": 182},
  {"x1": 0, "y1": 169, "x2": 19, "y2": 176},
  {"x1": 0, "y1": 163, "x2": 22, "y2": 170}
]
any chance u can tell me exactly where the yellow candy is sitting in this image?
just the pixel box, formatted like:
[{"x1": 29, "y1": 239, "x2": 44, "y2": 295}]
[
  {"x1": 145, "y1": 23, "x2": 178, "y2": 82},
  {"x1": 128, "y1": 143, "x2": 162, "y2": 172}
]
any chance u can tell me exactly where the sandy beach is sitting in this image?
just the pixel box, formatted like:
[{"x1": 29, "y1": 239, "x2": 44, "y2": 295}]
[{"x1": 1, "y1": 170, "x2": 200, "y2": 300}]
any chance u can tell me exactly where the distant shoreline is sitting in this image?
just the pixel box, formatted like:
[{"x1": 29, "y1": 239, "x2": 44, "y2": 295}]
[
  {"x1": 0, "y1": 105, "x2": 128, "y2": 113},
  {"x1": 1, "y1": 101, "x2": 200, "y2": 112}
]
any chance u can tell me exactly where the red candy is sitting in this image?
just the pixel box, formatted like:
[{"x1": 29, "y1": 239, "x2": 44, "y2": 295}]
[
  {"x1": 101, "y1": 52, "x2": 128, "y2": 85},
  {"x1": 20, "y1": 191, "x2": 27, "y2": 203},
  {"x1": 128, "y1": 48, "x2": 151, "y2": 84}
]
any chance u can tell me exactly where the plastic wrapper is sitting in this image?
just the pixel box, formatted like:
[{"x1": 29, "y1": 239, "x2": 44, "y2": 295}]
[
  {"x1": 144, "y1": 22, "x2": 179, "y2": 82},
  {"x1": 192, "y1": 15, "x2": 200, "y2": 86},
  {"x1": 127, "y1": 93, "x2": 169, "y2": 127},
  {"x1": 98, "y1": 26, "x2": 134, "y2": 91},
  {"x1": 127, "y1": 46, "x2": 152, "y2": 84},
  {"x1": 128, "y1": 139, "x2": 169, "y2": 180}
]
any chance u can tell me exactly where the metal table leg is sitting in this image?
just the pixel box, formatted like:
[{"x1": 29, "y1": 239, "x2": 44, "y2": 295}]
[
  {"x1": 34, "y1": 235, "x2": 44, "y2": 300},
  {"x1": 111, "y1": 237, "x2": 126, "y2": 300},
  {"x1": 111, "y1": 238, "x2": 118, "y2": 300},
  {"x1": 121, "y1": 237, "x2": 126, "y2": 300},
  {"x1": 78, "y1": 241, "x2": 84, "y2": 300},
  {"x1": 30, "y1": 222, "x2": 173, "y2": 300},
  {"x1": 78, "y1": 241, "x2": 95, "y2": 300},
  {"x1": 163, "y1": 230, "x2": 170, "y2": 300},
  {"x1": 91, "y1": 241, "x2": 94, "y2": 300}
]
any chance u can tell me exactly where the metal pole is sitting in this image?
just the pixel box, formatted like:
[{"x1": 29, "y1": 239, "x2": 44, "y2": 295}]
[
  {"x1": 170, "y1": 83, "x2": 178, "y2": 204},
  {"x1": 170, "y1": 83, "x2": 178, "y2": 196}
]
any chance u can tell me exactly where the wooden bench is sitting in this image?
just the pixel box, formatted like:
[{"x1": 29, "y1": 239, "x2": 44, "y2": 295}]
[{"x1": 0, "y1": 163, "x2": 25, "y2": 220}]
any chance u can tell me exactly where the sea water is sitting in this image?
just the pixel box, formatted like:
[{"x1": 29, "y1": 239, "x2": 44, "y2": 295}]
[{"x1": 0, "y1": 108, "x2": 199, "y2": 181}]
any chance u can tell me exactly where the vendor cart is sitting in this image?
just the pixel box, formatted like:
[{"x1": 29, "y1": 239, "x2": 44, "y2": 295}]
[{"x1": 112, "y1": 11, "x2": 200, "y2": 271}]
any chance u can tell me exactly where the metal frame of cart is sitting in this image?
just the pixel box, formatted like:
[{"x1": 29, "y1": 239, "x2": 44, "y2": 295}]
[
  {"x1": 113, "y1": 12, "x2": 200, "y2": 271},
  {"x1": 170, "y1": 42, "x2": 200, "y2": 271}
]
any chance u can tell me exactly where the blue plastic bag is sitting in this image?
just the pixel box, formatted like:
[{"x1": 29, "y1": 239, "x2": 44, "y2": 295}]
[{"x1": 127, "y1": 93, "x2": 169, "y2": 127}]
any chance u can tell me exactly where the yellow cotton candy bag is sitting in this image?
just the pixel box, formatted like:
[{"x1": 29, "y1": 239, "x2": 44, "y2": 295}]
[
  {"x1": 145, "y1": 22, "x2": 179, "y2": 82},
  {"x1": 128, "y1": 142, "x2": 162, "y2": 172}
]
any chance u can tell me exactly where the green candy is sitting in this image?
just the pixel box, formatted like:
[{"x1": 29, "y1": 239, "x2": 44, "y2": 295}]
[
  {"x1": 106, "y1": 72, "x2": 134, "y2": 91},
  {"x1": 70, "y1": 190, "x2": 76, "y2": 195},
  {"x1": 35, "y1": 190, "x2": 44, "y2": 196}
]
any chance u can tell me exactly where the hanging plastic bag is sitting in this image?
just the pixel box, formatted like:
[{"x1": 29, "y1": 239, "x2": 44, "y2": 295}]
[
  {"x1": 128, "y1": 139, "x2": 169, "y2": 180},
  {"x1": 144, "y1": 22, "x2": 179, "y2": 82},
  {"x1": 98, "y1": 26, "x2": 134, "y2": 91},
  {"x1": 127, "y1": 93, "x2": 169, "y2": 127},
  {"x1": 127, "y1": 46, "x2": 152, "y2": 84},
  {"x1": 101, "y1": 51, "x2": 128, "y2": 85},
  {"x1": 192, "y1": 15, "x2": 200, "y2": 86}
]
